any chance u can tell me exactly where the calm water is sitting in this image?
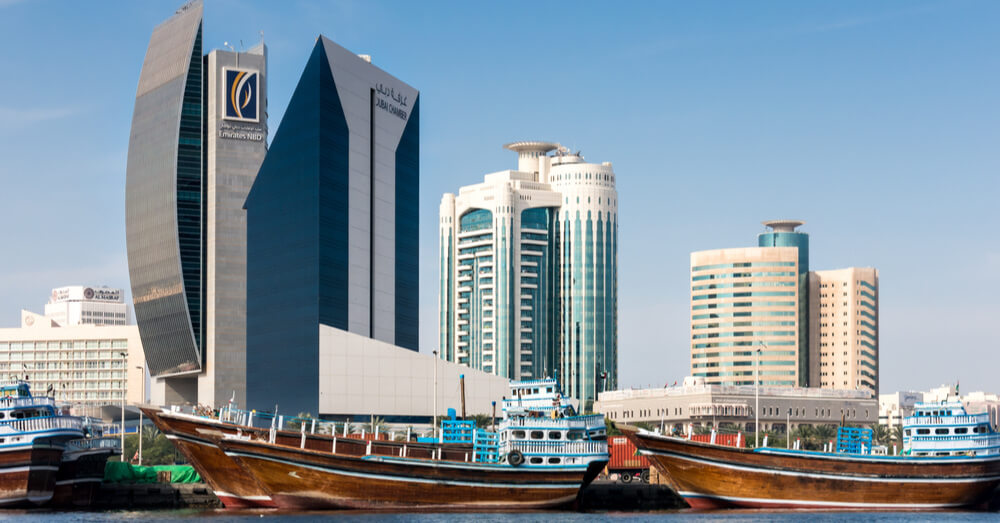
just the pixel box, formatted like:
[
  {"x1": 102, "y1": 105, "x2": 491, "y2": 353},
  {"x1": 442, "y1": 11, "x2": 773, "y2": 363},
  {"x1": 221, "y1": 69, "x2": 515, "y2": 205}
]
[{"x1": 1, "y1": 510, "x2": 998, "y2": 522}]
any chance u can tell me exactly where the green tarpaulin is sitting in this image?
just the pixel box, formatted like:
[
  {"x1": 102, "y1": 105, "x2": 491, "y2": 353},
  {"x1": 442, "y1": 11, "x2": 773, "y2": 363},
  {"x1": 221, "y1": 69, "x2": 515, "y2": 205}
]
[{"x1": 104, "y1": 462, "x2": 201, "y2": 484}]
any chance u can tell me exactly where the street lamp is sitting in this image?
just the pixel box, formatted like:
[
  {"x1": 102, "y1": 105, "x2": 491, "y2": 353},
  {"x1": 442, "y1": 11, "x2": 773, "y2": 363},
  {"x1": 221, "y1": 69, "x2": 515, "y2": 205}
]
[
  {"x1": 754, "y1": 342, "x2": 765, "y2": 448},
  {"x1": 118, "y1": 352, "x2": 126, "y2": 461},
  {"x1": 136, "y1": 365, "x2": 144, "y2": 466},
  {"x1": 432, "y1": 350, "x2": 438, "y2": 440}
]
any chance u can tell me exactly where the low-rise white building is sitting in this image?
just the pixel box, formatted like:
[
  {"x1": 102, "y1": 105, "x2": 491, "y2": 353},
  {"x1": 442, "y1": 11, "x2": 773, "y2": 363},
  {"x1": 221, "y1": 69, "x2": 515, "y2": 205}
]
[
  {"x1": 42, "y1": 286, "x2": 130, "y2": 327},
  {"x1": 595, "y1": 377, "x2": 877, "y2": 434}
]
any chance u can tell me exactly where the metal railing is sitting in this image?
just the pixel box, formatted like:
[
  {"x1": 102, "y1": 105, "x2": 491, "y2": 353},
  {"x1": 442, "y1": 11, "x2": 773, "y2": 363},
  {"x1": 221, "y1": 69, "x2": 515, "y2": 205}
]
[
  {"x1": 0, "y1": 415, "x2": 83, "y2": 434},
  {"x1": 905, "y1": 414, "x2": 989, "y2": 426},
  {"x1": 502, "y1": 414, "x2": 604, "y2": 430},
  {"x1": 503, "y1": 440, "x2": 607, "y2": 456},
  {"x1": 0, "y1": 397, "x2": 56, "y2": 410},
  {"x1": 599, "y1": 384, "x2": 872, "y2": 401},
  {"x1": 67, "y1": 436, "x2": 121, "y2": 451}
]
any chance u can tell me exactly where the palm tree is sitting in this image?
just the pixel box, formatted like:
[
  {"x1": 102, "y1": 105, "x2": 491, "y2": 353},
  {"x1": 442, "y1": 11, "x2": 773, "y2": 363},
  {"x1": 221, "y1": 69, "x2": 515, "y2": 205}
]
[
  {"x1": 814, "y1": 424, "x2": 837, "y2": 448},
  {"x1": 871, "y1": 424, "x2": 891, "y2": 447},
  {"x1": 792, "y1": 425, "x2": 816, "y2": 449}
]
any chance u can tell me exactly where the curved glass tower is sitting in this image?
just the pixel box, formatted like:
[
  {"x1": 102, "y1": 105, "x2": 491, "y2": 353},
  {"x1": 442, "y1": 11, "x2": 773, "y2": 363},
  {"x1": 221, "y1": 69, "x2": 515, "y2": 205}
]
[
  {"x1": 125, "y1": 2, "x2": 205, "y2": 378},
  {"x1": 758, "y1": 220, "x2": 810, "y2": 386}
]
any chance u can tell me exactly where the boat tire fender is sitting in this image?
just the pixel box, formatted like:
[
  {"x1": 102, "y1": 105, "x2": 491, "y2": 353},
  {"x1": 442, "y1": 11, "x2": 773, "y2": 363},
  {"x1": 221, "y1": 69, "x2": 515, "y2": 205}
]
[{"x1": 508, "y1": 450, "x2": 524, "y2": 467}]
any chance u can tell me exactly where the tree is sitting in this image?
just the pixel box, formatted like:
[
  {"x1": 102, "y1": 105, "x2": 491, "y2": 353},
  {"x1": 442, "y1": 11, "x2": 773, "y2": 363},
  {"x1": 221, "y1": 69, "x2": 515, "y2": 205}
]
[
  {"x1": 871, "y1": 424, "x2": 891, "y2": 447},
  {"x1": 122, "y1": 427, "x2": 186, "y2": 466},
  {"x1": 285, "y1": 412, "x2": 314, "y2": 431},
  {"x1": 469, "y1": 413, "x2": 494, "y2": 430},
  {"x1": 814, "y1": 424, "x2": 837, "y2": 447},
  {"x1": 892, "y1": 425, "x2": 904, "y2": 445},
  {"x1": 605, "y1": 419, "x2": 621, "y2": 436}
]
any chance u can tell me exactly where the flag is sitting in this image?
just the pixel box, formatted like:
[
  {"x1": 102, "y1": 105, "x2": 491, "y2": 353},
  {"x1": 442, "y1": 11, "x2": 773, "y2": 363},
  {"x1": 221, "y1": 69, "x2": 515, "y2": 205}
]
[{"x1": 956, "y1": 381, "x2": 960, "y2": 395}]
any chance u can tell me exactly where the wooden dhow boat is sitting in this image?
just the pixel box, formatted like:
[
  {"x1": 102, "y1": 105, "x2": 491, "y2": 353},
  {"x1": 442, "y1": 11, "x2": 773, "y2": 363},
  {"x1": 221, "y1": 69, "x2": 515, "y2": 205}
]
[
  {"x1": 218, "y1": 378, "x2": 609, "y2": 510},
  {"x1": 0, "y1": 381, "x2": 83, "y2": 506},
  {"x1": 622, "y1": 400, "x2": 1000, "y2": 509},
  {"x1": 51, "y1": 434, "x2": 120, "y2": 507},
  {"x1": 142, "y1": 403, "x2": 475, "y2": 508}
]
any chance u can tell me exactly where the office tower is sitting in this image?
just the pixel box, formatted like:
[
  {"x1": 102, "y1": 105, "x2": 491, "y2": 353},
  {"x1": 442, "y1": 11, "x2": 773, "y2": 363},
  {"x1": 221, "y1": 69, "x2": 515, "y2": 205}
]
[
  {"x1": 758, "y1": 220, "x2": 810, "y2": 386},
  {"x1": 125, "y1": 0, "x2": 268, "y2": 406},
  {"x1": 43, "y1": 286, "x2": 129, "y2": 326},
  {"x1": 809, "y1": 268, "x2": 879, "y2": 393},
  {"x1": 440, "y1": 142, "x2": 618, "y2": 410},
  {"x1": 244, "y1": 36, "x2": 419, "y2": 416},
  {"x1": 689, "y1": 247, "x2": 801, "y2": 386}
]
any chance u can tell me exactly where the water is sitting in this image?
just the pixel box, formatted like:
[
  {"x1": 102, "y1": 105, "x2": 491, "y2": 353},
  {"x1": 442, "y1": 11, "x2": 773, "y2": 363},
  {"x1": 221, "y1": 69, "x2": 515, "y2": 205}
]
[{"x1": 1, "y1": 510, "x2": 996, "y2": 522}]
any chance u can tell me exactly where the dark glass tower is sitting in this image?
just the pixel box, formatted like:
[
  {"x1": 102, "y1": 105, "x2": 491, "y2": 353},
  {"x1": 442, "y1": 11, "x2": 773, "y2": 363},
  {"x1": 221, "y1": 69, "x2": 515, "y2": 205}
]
[{"x1": 245, "y1": 37, "x2": 419, "y2": 415}]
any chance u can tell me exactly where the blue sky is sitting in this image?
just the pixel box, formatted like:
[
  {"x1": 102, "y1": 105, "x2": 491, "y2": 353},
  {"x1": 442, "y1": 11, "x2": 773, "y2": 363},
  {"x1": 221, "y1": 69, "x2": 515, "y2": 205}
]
[{"x1": 0, "y1": 0, "x2": 996, "y2": 395}]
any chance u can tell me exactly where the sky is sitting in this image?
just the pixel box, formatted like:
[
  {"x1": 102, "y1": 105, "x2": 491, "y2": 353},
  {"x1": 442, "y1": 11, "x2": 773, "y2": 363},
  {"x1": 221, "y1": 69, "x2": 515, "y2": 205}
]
[{"x1": 0, "y1": 0, "x2": 997, "y2": 395}]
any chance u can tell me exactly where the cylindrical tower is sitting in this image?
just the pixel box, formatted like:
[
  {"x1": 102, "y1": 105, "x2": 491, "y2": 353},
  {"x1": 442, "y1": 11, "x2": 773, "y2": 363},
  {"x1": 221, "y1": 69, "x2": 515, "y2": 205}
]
[
  {"x1": 758, "y1": 220, "x2": 809, "y2": 387},
  {"x1": 549, "y1": 153, "x2": 618, "y2": 411}
]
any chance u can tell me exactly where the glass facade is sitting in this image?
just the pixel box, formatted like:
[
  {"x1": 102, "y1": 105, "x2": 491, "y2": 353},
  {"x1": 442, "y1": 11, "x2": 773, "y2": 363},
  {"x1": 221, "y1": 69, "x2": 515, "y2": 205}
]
[
  {"x1": 246, "y1": 41, "x2": 347, "y2": 414},
  {"x1": 439, "y1": 150, "x2": 618, "y2": 410},
  {"x1": 395, "y1": 99, "x2": 420, "y2": 351},
  {"x1": 759, "y1": 228, "x2": 810, "y2": 386},
  {"x1": 246, "y1": 38, "x2": 420, "y2": 415},
  {"x1": 125, "y1": 5, "x2": 205, "y2": 378}
]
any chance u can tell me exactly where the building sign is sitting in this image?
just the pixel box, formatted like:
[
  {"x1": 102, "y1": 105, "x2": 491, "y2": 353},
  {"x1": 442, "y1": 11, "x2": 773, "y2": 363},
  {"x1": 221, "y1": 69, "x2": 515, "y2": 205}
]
[
  {"x1": 223, "y1": 68, "x2": 260, "y2": 122},
  {"x1": 50, "y1": 286, "x2": 123, "y2": 303},
  {"x1": 218, "y1": 122, "x2": 265, "y2": 142},
  {"x1": 374, "y1": 82, "x2": 409, "y2": 121}
]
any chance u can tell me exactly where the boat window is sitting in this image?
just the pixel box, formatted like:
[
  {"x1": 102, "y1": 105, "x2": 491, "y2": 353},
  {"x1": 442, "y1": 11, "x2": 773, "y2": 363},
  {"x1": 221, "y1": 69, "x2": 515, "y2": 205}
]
[
  {"x1": 548, "y1": 431, "x2": 562, "y2": 440},
  {"x1": 512, "y1": 430, "x2": 526, "y2": 439},
  {"x1": 904, "y1": 429, "x2": 910, "y2": 436},
  {"x1": 955, "y1": 427, "x2": 968, "y2": 434},
  {"x1": 530, "y1": 431, "x2": 544, "y2": 440},
  {"x1": 0, "y1": 412, "x2": 5, "y2": 419},
  {"x1": 567, "y1": 431, "x2": 584, "y2": 440},
  {"x1": 935, "y1": 428, "x2": 949, "y2": 435},
  {"x1": 935, "y1": 452, "x2": 949, "y2": 456},
  {"x1": 547, "y1": 387, "x2": 553, "y2": 393},
  {"x1": 548, "y1": 457, "x2": 561, "y2": 464},
  {"x1": 917, "y1": 429, "x2": 930, "y2": 435},
  {"x1": 530, "y1": 457, "x2": 543, "y2": 464}
]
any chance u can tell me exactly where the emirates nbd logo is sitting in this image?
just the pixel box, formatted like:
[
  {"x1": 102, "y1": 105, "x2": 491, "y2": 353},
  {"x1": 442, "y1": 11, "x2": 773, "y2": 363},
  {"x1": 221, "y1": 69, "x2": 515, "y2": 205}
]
[{"x1": 223, "y1": 68, "x2": 259, "y2": 122}]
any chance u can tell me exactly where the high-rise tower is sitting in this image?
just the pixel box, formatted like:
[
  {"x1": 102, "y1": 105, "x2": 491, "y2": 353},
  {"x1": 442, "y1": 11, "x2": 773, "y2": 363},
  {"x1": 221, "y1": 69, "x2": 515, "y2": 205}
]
[
  {"x1": 244, "y1": 36, "x2": 419, "y2": 416},
  {"x1": 758, "y1": 220, "x2": 809, "y2": 386},
  {"x1": 440, "y1": 142, "x2": 618, "y2": 410},
  {"x1": 125, "y1": 0, "x2": 268, "y2": 406}
]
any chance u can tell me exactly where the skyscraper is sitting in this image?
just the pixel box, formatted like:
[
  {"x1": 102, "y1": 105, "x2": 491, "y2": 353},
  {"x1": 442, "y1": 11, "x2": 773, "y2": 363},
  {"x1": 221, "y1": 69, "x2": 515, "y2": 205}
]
[
  {"x1": 244, "y1": 36, "x2": 419, "y2": 416},
  {"x1": 125, "y1": 0, "x2": 268, "y2": 407},
  {"x1": 440, "y1": 142, "x2": 618, "y2": 410},
  {"x1": 690, "y1": 221, "x2": 879, "y2": 392},
  {"x1": 809, "y1": 268, "x2": 879, "y2": 393},
  {"x1": 689, "y1": 247, "x2": 801, "y2": 386},
  {"x1": 758, "y1": 220, "x2": 810, "y2": 386}
]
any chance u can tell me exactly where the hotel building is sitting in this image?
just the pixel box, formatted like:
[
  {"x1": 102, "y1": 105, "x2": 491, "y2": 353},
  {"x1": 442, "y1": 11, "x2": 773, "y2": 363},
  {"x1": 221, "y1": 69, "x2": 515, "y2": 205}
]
[
  {"x1": 809, "y1": 267, "x2": 879, "y2": 393},
  {"x1": 244, "y1": 36, "x2": 430, "y2": 418},
  {"x1": 689, "y1": 246, "x2": 801, "y2": 386},
  {"x1": 2, "y1": 292, "x2": 145, "y2": 416},
  {"x1": 43, "y1": 286, "x2": 129, "y2": 327},
  {"x1": 125, "y1": 0, "x2": 268, "y2": 407},
  {"x1": 690, "y1": 221, "x2": 880, "y2": 393},
  {"x1": 440, "y1": 142, "x2": 619, "y2": 411}
]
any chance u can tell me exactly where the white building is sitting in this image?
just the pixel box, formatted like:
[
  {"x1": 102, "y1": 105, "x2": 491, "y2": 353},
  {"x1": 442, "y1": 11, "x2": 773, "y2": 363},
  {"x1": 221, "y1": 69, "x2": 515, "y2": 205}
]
[
  {"x1": 41, "y1": 286, "x2": 129, "y2": 327},
  {"x1": 440, "y1": 141, "x2": 619, "y2": 411},
  {"x1": 1, "y1": 308, "x2": 145, "y2": 418}
]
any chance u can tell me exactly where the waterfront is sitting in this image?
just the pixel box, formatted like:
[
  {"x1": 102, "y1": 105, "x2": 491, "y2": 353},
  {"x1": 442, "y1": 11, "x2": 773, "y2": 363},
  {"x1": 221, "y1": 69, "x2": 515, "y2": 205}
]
[{"x1": 1, "y1": 510, "x2": 998, "y2": 522}]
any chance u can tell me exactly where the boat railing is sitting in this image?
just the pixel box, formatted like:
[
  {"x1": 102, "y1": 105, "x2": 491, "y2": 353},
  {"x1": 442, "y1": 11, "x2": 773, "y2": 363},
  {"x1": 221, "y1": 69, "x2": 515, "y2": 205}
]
[
  {"x1": 67, "y1": 436, "x2": 121, "y2": 451},
  {"x1": 0, "y1": 415, "x2": 83, "y2": 434},
  {"x1": 503, "y1": 440, "x2": 607, "y2": 456},
  {"x1": 502, "y1": 414, "x2": 604, "y2": 430},
  {"x1": 907, "y1": 434, "x2": 1000, "y2": 447},
  {"x1": 0, "y1": 396, "x2": 56, "y2": 410},
  {"x1": 905, "y1": 414, "x2": 989, "y2": 426}
]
